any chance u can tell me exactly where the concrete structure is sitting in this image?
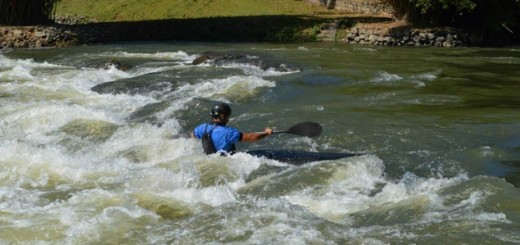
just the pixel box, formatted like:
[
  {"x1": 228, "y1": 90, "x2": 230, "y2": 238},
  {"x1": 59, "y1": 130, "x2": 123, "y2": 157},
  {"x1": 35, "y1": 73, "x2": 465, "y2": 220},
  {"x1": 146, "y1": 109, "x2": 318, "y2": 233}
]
[{"x1": 306, "y1": 0, "x2": 393, "y2": 16}]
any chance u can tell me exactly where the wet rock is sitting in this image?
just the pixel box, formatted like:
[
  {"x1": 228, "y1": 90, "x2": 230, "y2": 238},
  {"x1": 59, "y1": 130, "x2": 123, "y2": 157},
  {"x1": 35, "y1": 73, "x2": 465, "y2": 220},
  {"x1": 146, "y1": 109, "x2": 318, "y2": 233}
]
[
  {"x1": 119, "y1": 146, "x2": 149, "y2": 163},
  {"x1": 85, "y1": 59, "x2": 132, "y2": 71},
  {"x1": 59, "y1": 119, "x2": 118, "y2": 142},
  {"x1": 260, "y1": 62, "x2": 301, "y2": 72},
  {"x1": 246, "y1": 164, "x2": 286, "y2": 182},
  {"x1": 345, "y1": 23, "x2": 468, "y2": 47},
  {"x1": 54, "y1": 15, "x2": 97, "y2": 25},
  {"x1": 136, "y1": 193, "x2": 193, "y2": 220},
  {"x1": 192, "y1": 51, "x2": 301, "y2": 72},
  {"x1": 0, "y1": 26, "x2": 81, "y2": 48},
  {"x1": 127, "y1": 101, "x2": 171, "y2": 124},
  {"x1": 191, "y1": 51, "x2": 244, "y2": 65},
  {"x1": 191, "y1": 55, "x2": 211, "y2": 65}
]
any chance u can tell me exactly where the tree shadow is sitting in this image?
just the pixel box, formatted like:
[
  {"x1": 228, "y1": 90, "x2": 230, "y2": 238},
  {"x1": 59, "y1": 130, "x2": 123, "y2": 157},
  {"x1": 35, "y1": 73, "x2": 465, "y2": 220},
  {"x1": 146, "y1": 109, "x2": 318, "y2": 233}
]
[
  {"x1": 67, "y1": 15, "x2": 390, "y2": 43},
  {"x1": 1, "y1": 0, "x2": 58, "y2": 25}
]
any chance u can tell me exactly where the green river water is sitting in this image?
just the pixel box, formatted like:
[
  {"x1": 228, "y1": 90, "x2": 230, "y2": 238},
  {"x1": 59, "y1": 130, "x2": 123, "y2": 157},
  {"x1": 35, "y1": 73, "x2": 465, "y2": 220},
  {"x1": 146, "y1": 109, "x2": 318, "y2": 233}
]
[{"x1": 1, "y1": 42, "x2": 520, "y2": 244}]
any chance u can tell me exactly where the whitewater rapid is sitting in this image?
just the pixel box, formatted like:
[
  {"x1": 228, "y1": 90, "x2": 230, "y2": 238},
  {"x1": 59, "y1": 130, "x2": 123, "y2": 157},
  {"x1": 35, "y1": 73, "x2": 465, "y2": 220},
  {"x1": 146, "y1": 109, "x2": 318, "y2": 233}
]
[{"x1": 1, "y1": 45, "x2": 519, "y2": 244}]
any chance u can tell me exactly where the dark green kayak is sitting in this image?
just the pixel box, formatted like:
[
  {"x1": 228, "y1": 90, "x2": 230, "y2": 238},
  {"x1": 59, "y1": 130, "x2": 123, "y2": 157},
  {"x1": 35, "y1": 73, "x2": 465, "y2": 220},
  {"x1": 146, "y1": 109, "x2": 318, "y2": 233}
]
[{"x1": 246, "y1": 150, "x2": 365, "y2": 165}]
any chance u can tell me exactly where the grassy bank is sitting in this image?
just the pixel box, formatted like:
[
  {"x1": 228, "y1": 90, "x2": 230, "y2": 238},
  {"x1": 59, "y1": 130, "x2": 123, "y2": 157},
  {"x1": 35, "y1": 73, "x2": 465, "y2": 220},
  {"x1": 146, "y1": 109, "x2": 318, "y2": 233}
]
[
  {"x1": 53, "y1": 0, "x2": 377, "y2": 43},
  {"x1": 55, "y1": 0, "x2": 335, "y2": 22}
]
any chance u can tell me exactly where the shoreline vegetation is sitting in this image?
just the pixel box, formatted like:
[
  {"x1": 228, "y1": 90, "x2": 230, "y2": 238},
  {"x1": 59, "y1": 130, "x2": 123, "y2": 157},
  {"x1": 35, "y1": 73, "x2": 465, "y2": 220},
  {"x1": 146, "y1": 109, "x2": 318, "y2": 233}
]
[{"x1": 0, "y1": 0, "x2": 518, "y2": 49}]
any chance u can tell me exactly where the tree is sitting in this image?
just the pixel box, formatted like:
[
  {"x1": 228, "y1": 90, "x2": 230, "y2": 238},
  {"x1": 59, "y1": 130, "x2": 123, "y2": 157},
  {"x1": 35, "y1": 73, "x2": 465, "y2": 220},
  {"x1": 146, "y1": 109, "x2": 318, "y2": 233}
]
[
  {"x1": 385, "y1": 0, "x2": 520, "y2": 44},
  {"x1": 0, "y1": 0, "x2": 59, "y2": 25}
]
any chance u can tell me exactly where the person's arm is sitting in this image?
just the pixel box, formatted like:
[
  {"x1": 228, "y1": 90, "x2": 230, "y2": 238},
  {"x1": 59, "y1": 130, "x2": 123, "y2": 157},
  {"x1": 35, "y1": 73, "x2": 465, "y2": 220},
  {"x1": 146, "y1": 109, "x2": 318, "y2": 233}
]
[
  {"x1": 241, "y1": 128, "x2": 273, "y2": 142},
  {"x1": 191, "y1": 124, "x2": 203, "y2": 139}
]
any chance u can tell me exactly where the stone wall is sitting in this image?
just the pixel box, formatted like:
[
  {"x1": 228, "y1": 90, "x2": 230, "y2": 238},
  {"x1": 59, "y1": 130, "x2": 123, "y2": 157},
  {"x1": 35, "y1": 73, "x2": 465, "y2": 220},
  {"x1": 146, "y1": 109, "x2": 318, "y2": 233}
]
[
  {"x1": 0, "y1": 26, "x2": 79, "y2": 48},
  {"x1": 336, "y1": 0, "x2": 392, "y2": 16},
  {"x1": 306, "y1": 1, "x2": 467, "y2": 47},
  {"x1": 343, "y1": 22, "x2": 467, "y2": 47},
  {"x1": 0, "y1": 15, "x2": 101, "y2": 49},
  {"x1": 305, "y1": 0, "x2": 334, "y2": 9},
  {"x1": 0, "y1": 23, "x2": 105, "y2": 49},
  {"x1": 306, "y1": 0, "x2": 393, "y2": 16}
]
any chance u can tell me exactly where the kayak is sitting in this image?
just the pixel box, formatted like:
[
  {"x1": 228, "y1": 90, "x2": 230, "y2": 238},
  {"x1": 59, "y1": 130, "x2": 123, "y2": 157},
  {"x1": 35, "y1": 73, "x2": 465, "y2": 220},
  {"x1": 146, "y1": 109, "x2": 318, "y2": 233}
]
[{"x1": 245, "y1": 150, "x2": 364, "y2": 165}]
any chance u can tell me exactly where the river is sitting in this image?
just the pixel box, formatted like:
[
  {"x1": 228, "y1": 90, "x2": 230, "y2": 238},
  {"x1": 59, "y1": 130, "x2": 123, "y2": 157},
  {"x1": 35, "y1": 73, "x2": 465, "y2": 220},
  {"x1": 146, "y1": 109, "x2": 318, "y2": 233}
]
[{"x1": 1, "y1": 42, "x2": 520, "y2": 244}]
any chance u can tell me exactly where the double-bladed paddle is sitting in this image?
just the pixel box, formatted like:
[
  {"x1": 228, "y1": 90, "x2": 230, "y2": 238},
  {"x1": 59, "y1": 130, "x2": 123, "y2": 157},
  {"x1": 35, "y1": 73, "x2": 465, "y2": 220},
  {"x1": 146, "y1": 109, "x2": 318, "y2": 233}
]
[{"x1": 271, "y1": 122, "x2": 322, "y2": 137}]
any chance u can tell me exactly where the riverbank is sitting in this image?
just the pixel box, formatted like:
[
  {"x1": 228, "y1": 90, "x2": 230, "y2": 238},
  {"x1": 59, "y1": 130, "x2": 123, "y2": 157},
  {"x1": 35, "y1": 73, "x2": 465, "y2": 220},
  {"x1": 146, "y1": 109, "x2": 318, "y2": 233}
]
[
  {"x1": 344, "y1": 21, "x2": 467, "y2": 47},
  {"x1": 0, "y1": 25, "x2": 79, "y2": 49},
  {"x1": 0, "y1": 15, "x2": 470, "y2": 49}
]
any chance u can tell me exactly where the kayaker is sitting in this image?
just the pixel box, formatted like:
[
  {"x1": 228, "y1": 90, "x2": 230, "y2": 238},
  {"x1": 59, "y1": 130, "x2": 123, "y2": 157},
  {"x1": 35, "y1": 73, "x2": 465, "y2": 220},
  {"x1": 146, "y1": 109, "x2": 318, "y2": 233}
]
[{"x1": 191, "y1": 102, "x2": 273, "y2": 155}]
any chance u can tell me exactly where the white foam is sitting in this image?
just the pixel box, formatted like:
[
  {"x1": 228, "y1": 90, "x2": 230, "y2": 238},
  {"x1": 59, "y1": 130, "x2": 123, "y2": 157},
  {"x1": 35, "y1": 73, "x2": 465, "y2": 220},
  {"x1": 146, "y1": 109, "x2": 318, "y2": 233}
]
[
  {"x1": 0, "y1": 54, "x2": 65, "y2": 69},
  {"x1": 167, "y1": 75, "x2": 275, "y2": 102},
  {"x1": 411, "y1": 72, "x2": 438, "y2": 81},
  {"x1": 370, "y1": 71, "x2": 403, "y2": 83},
  {"x1": 63, "y1": 189, "x2": 159, "y2": 242},
  {"x1": 354, "y1": 47, "x2": 378, "y2": 52},
  {"x1": 221, "y1": 62, "x2": 297, "y2": 76},
  {"x1": 0, "y1": 64, "x2": 34, "y2": 81},
  {"x1": 99, "y1": 51, "x2": 196, "y2": 62},
  {"x1": 284, "y1": 155, "x2": 385, "y2": 221},
  {"x1": 282, "y1": 156, "x2": 484, "y2": 225}
]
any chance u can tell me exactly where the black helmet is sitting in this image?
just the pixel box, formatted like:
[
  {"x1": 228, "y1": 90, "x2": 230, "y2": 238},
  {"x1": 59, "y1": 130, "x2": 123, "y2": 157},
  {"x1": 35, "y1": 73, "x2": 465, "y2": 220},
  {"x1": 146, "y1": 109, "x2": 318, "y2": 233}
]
[{"x1": 211, "y1": 103, "x2": 232, "y2": 118}]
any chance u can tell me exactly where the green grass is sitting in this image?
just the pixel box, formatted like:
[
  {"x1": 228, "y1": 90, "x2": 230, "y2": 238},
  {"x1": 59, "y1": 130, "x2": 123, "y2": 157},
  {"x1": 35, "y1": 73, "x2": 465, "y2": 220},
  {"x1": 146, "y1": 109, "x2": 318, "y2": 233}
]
[
  {"x1": 55, "y1": 0, "x2": 333, "y2": 22},
  {"x1": 53, "y1": 0, "x2": 385, "y2": 42}
]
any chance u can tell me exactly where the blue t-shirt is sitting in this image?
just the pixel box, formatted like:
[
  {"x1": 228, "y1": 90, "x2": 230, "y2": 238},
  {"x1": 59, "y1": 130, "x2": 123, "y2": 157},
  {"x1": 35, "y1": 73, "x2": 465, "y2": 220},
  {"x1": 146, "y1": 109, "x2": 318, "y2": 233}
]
[{"x1": 193, "y1": 123, "x2": 242, "y2": 153}]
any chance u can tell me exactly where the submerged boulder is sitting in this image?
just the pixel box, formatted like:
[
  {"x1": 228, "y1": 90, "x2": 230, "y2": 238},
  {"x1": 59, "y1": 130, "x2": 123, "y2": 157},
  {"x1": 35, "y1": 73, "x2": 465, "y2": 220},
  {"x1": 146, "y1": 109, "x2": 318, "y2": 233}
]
[
  {"x1": 85, "y1": 59, "x2": 132, "y2": 71},
  {"x1": 135, "y1": 193, "x2": 193, "y2": 220},
  {"x1": 259, "y1": 62, "x2": 301, "y2": 72},
  {"x1": 191, "y1": 51, "x2": 244, "y2": 65},
  {"x1": 91, "y1": 77, "x2": 172, "y2": 95},
  {"x1": 127, "y1": 101, "x2": 171, "y2": 124},
  {"x1": 59, "y1": 119, "x2": 118, "y2": 142}
]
